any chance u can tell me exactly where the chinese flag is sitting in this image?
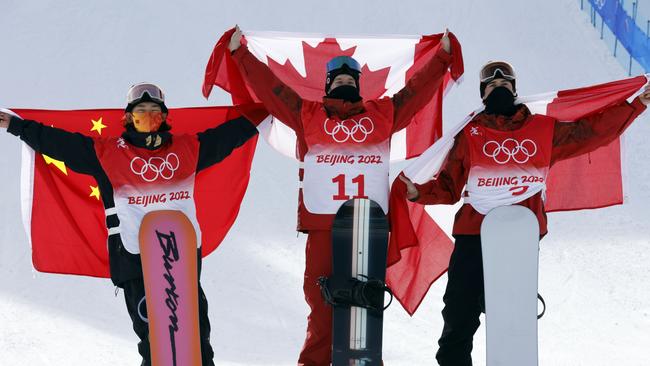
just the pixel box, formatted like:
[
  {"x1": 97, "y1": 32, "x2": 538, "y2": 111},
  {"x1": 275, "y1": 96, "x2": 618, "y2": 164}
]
[{"x1": 9, "y1": 106, "x2": 258, "y2": 278}]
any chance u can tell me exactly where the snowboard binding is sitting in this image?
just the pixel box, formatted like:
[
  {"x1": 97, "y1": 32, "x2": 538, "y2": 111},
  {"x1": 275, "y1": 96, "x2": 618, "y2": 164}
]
[{"x1": 318, "y1": 274, "x2": 393, "y2": 315}]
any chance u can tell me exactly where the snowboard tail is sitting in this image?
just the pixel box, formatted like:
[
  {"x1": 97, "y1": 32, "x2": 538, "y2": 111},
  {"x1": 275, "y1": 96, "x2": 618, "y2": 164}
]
[{"x1": 139, "y1": 210, "x2": 202, "y2": 366}]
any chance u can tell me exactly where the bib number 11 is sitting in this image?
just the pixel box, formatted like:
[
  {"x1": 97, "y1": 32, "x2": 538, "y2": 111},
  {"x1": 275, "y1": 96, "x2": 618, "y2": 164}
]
[{"x1": 332, "y1": 174, "x2": 368, "y2": 200}]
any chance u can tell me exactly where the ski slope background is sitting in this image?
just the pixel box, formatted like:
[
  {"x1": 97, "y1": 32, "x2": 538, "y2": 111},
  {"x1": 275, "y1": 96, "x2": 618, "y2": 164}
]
[{"x1": 1, "y1": 0, "x2": 649, "y2": 365}]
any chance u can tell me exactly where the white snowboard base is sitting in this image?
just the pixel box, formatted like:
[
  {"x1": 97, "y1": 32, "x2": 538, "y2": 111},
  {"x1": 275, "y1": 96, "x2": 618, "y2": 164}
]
[{"x1": 481, "y1": 205, "x2": 540, "y2": 366}]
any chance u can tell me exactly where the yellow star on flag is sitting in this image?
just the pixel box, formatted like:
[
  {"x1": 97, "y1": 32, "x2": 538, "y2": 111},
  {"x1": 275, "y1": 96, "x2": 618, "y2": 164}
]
[
  {"x1": 42, "y1": 154, "x2": 68, "y2": 175},
  {"x1": 89, "y1": 185, "x2": 101, "y2": 200},
  {"x1": 90, "y1": 117, "x2": 107, "y2": 135}
]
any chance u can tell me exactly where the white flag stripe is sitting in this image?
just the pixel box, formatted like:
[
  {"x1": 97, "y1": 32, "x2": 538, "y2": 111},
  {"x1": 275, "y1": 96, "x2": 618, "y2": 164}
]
[
  {"x1": 389, "y1": 128, "x2": 407, "y2": 161},
  {"x1": 336, "y1": 37, "x2": 419, "y2": 97},
  {"x1": 2, "y1": 108, "x2": 36, "y2": 255},
  {"x1": 256, "y1": 115, "x2": 298, "y2": 159},
  {"x1": 245, "y1": 31, "x2": 421, "y2": 95},
  {"x1": 518, "y1": 91, "x2": 557, "y2": 116},
  {"x1": 403, "y1": 106, "x2": 482, "y2": 184}
]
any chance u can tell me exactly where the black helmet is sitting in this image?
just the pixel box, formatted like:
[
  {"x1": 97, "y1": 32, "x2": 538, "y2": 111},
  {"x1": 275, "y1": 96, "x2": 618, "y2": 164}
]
[{"x1": 325, "y1": 56, "x2": 362, "y2": 93}]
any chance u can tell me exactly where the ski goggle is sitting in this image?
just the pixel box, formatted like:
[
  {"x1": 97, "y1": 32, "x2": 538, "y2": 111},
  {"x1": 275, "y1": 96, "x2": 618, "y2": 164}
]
[
  {"x1": 126, "y1": 83, "x2": 165, "y2": 105},
  {"x1": 479, "y1": 61, "x2": 516, "y2": 83},
  {"x1": 326, "y1": 56, "x2": 362, "y2": 74}
]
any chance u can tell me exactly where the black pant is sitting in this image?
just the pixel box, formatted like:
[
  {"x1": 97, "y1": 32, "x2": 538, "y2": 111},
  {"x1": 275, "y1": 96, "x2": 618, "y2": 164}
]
[
  {"x1": 436, "y1": 235, "x2": 485, "y2": 366},
  {"x1": 122, "y1": 278, "x2": 215, "y2": 366}
]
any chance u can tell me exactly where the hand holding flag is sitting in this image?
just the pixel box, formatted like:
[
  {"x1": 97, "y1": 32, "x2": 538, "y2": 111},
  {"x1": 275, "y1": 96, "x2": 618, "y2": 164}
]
[
  {"x1": 398, "y1": 174, "x2": 419, "y2": 200},
  {"x1": 228, "y1": 25, "x2": 243, "y2": 52},
  {"x1": 387, "y1": 75, "x2": 649, "y2": 315},
  {"x1": 638, "y1": 85, "x2": 650, "y2": 104},
  {"x1": 441, "y1": 29, "x2": 451, "y2": 54},
  {"x1": 203, "y1": 28, "x2": 464, "y2": 160},
  {"x1": 3, "y1": 106, "x2": 259, "y2": 278},
  {"x1": 0, "y1": 111, "x2": 11, "y2": 128}
]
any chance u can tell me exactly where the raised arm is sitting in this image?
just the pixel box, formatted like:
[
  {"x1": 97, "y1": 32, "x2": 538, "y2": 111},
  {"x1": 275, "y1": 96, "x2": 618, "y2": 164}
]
[
  {"x1": 551, "y1": 95, "x2": 648, "y2": 165},
  {"x1": 1, "y1": 113, "x2": 101, "y2": 175},
  {"x1": 196, "y1": 116, "x2": 258, "y2": 172},
  {"x1": 229, "y1": 26, "x2": 304, "y2": 134},
  {"x1": 401, "y1": 132, "x2": 469, "y2": 205},
  {"x1": 391, "y1": 30, "x2": 453, "y2": 133}
]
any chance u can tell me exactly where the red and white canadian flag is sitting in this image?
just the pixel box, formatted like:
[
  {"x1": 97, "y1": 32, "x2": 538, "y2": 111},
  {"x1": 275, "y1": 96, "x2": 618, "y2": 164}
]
[
  {"x1": 388, "y1": 75, "x2": 650, "y2": 315},
  {"x1": 203, "y1": 28, "x2": 464, "y2": 160}
]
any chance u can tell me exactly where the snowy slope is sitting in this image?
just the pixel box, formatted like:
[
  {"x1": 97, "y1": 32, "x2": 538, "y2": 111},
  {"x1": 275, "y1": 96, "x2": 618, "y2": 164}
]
[{"x1": 1, "y1": 0, "x2": 649, "y2": 365}]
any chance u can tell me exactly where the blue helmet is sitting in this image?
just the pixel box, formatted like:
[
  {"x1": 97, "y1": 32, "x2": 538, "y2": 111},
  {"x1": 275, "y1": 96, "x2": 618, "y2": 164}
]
[{"x1": 325, "y1": 56, "x2": 362, "y2": 93}]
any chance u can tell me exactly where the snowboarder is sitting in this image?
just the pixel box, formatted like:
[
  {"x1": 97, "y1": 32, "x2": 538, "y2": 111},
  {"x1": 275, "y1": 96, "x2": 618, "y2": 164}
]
[
  {"x1": 227, "y1": 25, "x2": 454, "y2": 365},
  {"x1": 398, "y1": 61, "x2": 650, "y2": 366},
  {"x1": 0, "y1": 82, "x2": 259, "y2": 366}
]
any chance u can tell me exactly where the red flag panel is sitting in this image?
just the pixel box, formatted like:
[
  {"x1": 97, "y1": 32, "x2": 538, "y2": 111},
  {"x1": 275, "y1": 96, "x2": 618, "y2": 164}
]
[{"x1": 13, "y1": 107, "x2": 257, "y2": 278}]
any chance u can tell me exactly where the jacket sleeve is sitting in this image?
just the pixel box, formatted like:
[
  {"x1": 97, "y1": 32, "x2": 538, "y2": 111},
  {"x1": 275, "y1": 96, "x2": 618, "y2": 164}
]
[
  {"x1": 232, "y1": 46, "x2": 304, "y2": 135},
  {"x1": 7, "y1": 116, "x2": 101, "y2": 175},
  {"x1": 391, "y1": 48, "x2": 453, "y2": 133},
  {"x1": 196, "y1": 116, "x2": 259, "y2": 172},
  {"x1": 412, "y1": 132, "x2": 468, "y2": 205},
  {"x1": 551, "y1": 98, "x2": 647, "y2": 165}
]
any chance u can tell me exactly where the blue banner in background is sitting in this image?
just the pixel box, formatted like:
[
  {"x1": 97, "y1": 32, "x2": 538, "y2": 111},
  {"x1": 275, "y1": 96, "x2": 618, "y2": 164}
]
[
  {"x1": 589, "y1": 0, "x2": 650, "y2": 71},
  {"x1": 594, "y1": 0, "x2": 619, "y2": 27}
]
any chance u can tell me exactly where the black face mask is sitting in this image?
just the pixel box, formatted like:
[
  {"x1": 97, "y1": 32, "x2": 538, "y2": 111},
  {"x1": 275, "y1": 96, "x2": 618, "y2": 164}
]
[
  {"x1": 484, "y1": 86, "x2": 517, "y2": 116},
  {"x1": 327, "y1": 85, "x2": 362, "y2": 103}
]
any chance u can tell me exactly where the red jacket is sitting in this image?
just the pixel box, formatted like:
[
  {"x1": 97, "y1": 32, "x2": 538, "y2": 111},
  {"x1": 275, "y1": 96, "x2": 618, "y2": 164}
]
[
  {"x1": 413, "y1": 99, "x2": 646, "y2": 236},
  {"x1": 233, "y1": 45, "x2": 453, "y2": 231}
]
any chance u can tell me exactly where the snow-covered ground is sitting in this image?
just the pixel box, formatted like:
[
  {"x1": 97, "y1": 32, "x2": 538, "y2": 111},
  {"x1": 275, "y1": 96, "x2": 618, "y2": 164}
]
[{"x1": 1, "y1": 0, "x2": 649, "y2": 365}]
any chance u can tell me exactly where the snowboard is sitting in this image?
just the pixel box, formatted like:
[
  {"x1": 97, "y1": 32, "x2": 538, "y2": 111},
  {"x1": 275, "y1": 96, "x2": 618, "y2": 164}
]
[
  {"x1": 330, "y1": 198, "x2": 389, "y2": 366},
  {"x1": 139, "y1": 210, "x2": 202, "y2": 366},
  {"x1": 480, "y1": 205, "x2": 540, "y2": 366}
]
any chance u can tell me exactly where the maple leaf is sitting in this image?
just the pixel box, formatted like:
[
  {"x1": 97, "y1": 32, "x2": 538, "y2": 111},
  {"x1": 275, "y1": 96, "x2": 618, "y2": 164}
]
[{"x1": 266, "y1": 38, "x2": 391, "y2": 102}]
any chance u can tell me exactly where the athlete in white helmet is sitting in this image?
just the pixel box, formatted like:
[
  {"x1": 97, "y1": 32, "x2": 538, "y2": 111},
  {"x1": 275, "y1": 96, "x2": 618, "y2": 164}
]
[{"x1": 0, "y1": 82, "x2": 259, "y2": 366}]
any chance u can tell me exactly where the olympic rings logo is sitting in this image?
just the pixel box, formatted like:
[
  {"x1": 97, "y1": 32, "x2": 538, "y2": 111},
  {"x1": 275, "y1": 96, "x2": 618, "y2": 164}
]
[
  {"x1": 482, "y1": 138, "x2": 537, "y2": 164},
  {"x1": 130, "y1": 153, "x2": 180, "y2": 182},
  {"x1": 323, "y1": 117, "x2": 374, "y2": 143}
]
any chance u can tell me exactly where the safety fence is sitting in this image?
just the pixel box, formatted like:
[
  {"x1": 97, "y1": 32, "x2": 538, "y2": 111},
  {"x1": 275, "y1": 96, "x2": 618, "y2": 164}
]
[{"x1": 581, "y1": 0, "x2": 650, "y2": 75}]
